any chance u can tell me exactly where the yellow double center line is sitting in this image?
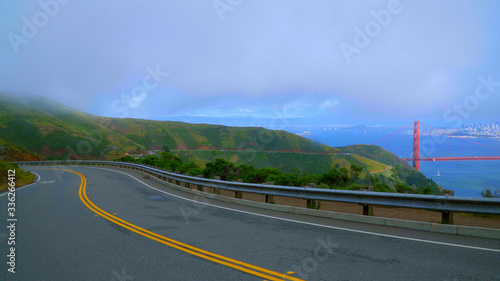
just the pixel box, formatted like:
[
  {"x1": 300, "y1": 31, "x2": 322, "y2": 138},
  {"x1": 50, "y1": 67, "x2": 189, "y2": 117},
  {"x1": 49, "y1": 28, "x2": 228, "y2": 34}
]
[{"x1": 59, "y1": 169, "x2": 304, "y2": 281}]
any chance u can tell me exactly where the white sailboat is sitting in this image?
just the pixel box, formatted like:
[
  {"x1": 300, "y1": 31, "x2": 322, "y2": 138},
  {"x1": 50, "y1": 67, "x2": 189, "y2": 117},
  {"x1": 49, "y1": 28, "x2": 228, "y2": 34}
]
[{"x1": 437, "y1": 170, "x2": 441, "y2": 177}]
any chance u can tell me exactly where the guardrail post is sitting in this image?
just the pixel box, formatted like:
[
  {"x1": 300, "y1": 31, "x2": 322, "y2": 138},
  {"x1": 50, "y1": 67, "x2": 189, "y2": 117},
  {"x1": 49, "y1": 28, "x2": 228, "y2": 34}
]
[
  {"x1": 265, "y1": 181, "x2": 274, "y2": 204},
  {"x1": 174, "y1": 171, "x2": 181, "y2": 186},
  {"x1": 360, "y1": 186, "x2": 374, "y2": 216},
  {"x1": 440, "y1": 189, "x2": 455, "y2": 224},
  {"x1": 306, "y1": 183, "x2": 318, "y2": 209},
  {"x1": 362, "y1": 204, "x2": 374, "y2": 216},
  {"x1": 441, "y1": 211, "x2": 454, "y2": 224},
  {"x1": 213, "y1": 176, "x2": 221, "y2": 195},
  {"x1": 167, "y1": 171, "x2": 173, "y2": 183},
  {"x1": 185, "y1": 173, "x2": 191, "y2": 189},
  {"x1": 197, "y1": 175, "x2": 204, "y2": 191},
  {"x1": 235, "y1": 179, "x2": 243, "y2": 199}
]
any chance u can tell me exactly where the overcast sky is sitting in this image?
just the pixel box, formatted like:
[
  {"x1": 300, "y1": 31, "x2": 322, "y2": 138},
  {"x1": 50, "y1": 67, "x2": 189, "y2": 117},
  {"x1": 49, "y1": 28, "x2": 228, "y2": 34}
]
[{"x1": 1, "y1": 0, "x2": 499, "y2": 125}]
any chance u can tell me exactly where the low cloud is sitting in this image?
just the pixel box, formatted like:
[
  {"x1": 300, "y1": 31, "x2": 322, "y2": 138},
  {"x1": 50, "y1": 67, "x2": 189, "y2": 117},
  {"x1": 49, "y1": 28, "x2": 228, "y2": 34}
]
[{"x1": 0, "y1": 0, "x2": 498, "y2": 123}]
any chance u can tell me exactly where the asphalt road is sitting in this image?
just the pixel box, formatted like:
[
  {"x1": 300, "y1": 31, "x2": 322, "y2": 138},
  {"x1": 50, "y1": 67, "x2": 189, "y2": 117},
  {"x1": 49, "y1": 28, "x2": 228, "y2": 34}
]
[{"x1": 1, "y1": 166, "x2": 499, "y2": 281}]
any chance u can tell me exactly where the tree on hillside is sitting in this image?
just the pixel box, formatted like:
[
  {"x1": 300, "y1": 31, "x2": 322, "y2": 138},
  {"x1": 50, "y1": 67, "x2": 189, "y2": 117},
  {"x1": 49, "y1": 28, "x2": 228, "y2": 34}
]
[
  {"x1": 116, "y1": 155, "x2": 136, "y2": 163},
  {"x1": 140, "y1": 155, "x2": 161, "y2": 166},
  {"x1": 203, "y1": 158, "x2": 238, "y2": 181},
  {"x1": 395, "y1": 182, "x2": 412, "y2": 193},
  {"x1": 320, "y1": 167, "x2": 351, "y2": 187},
  {"x1": 350, "y1": 164, "x2": 364, "y2": 178},
  {"x1": 268, "y1": 173, "x2": 300, "y2": 186},
  {"x1": 374, "y1": 182, "x2": 393, "y2": 193},
  {"x1": 248, "y1": 167, "x2": 282, "y2": 183},
  {"x1": 480, "y1": 187, "x2": 500, "y2": 198},
  {"x1": 160, "y1": 152, "x2": 182, "y2": 171},
  {"x1": 235, "y1": 164, "x2": 256, "y2": 181},
  {"x1": 370, "y1": 175, "x2": 381, "y2": 185},
  {"x1": 349, "y1": 164, "x2": 364, "y2": 183},
  {"x1": 178, "y1": 161, "x2": 202, "y2": 176}
]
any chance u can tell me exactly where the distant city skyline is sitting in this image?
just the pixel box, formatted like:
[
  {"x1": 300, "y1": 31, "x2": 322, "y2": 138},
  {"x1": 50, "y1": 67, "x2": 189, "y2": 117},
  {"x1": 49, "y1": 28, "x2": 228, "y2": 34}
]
[{"x1": 1, "y1": 1, "x2": 499, "y2": 125}]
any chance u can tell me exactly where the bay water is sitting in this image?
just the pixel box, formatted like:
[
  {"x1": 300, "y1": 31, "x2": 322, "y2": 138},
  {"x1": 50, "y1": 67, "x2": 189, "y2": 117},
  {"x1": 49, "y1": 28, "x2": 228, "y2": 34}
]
[{"x1": 296, "y1": 127, "x2": 500, "y2": 197}]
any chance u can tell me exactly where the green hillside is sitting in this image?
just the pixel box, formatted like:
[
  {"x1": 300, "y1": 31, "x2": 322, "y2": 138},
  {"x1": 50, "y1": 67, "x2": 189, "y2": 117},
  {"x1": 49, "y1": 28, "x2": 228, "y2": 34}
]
[
  {"x1": 0, "y1": 159, "x2": 35, "y2": 192},
  {"x1": 0, "y1": 93, "x2": 439, "y2": 193},
  {"x1": 0, "y1": 93, "x2": 335, "y2": 160},
  {"x1": 0, "y1": 139, "x2": 44, "y2": 162},
  {"x1": 172, "y1": 150, "x2": 389, "y2": 175},
  {"x1": 337, "y1": 144, "x2": 414, "y2": 169},
  {"x1": 107, "y1": 118, "x2": 336, "y2": 153},
  {"x1": 0, "y1": 94, "x2": 140, "y2": 160}
]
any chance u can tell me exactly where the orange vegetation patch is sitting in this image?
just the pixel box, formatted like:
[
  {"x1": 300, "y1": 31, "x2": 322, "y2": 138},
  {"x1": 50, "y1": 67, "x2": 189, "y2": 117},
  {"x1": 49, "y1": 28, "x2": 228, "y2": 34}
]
[
  {"x1": 268, "y1": 148, "x2": 328, "y2": 154},
  {"x1": 52, "y1": 147, "x2": 72, "y2": 158},
  {"x1": 195, "y1": 145, "x2": 217, "y2": 150},
  {"x1": 0, "y1": 150, "x2": 44, "y2": 162},
  {"x1": 176, "y1": 144, "x2": 191, "y2": 150},
  {"x1": 38, "y1": 125, "x2": 62, "y2": 136},
  {"x1": 40, "y1": 144, "x2": 52, "y2": 158}
]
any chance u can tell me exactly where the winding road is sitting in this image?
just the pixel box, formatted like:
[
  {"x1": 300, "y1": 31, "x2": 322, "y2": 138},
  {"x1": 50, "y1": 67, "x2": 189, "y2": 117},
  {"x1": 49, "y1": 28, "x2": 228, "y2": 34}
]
[{"x1": 1, "y1": 166, "x2": 499, "y2": 280}]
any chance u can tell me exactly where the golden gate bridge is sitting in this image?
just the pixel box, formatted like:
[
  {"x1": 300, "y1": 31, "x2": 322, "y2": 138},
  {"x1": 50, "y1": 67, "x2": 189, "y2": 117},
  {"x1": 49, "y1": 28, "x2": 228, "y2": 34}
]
[{"x1": 403, "y1": 121, "x2": 500, "y2": 171}]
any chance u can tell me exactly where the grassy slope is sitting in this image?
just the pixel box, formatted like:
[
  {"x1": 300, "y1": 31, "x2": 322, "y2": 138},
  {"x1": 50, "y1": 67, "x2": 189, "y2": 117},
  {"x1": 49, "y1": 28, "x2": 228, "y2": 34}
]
[
  {"x1": 0, "y1": 93, "x2": 336, "y2": 160},
  {"x1": 0, "y1": 94, "x2": 141, "y2": 159},
  {"x1": 2, "y1": 93, "x2": 434, "y2": 190},
  {"x1": 0, "y1": 160, "x2": 35, "y2": 192},
  {"x1": 0, "y1": 139, "x2": 44, "y2": 161},
  {"x1": 107, "y1": 118, "x2": 336, "y2": 153},
  {"x1": 173, "y1": 150, "x2": 389, "y2": 175},
  {"x1": 337, "y1": 144, "x2": 414, "y2": 169}
]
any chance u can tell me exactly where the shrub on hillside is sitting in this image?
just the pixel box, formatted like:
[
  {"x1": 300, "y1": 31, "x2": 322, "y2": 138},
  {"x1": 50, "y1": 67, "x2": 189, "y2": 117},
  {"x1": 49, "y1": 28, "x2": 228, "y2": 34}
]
[
  {"x1": 374, "y1": 183, "x2": 394, "y2": 193},
  {"x1": 480, "y1": 187, "x2": 500, "y2": 198}
]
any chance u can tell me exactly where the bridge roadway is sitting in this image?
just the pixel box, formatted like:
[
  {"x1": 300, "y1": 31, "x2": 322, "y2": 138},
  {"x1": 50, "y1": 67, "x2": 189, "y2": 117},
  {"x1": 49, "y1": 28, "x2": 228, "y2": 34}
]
[
  {"x1": 403, "y1": 156, "x2": 500, "y2": 162},
  {"x1": 1, "y1": 166, "x2": 499, "y2": 280}
]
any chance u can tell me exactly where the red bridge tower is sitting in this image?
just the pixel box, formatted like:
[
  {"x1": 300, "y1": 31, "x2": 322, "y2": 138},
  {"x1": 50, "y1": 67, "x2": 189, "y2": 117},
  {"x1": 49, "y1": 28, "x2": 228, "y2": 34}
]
[
  {"x1": 403, "y1": 121, "x2": 500, "y2": 168},
  {"x1": 412, "y1": 121, "x2": 421, "y2": 170}
]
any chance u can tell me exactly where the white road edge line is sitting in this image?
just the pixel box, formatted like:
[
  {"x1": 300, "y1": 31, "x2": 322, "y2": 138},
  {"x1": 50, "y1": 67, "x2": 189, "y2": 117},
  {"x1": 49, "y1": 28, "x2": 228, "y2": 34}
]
[
  {"x1": 0, "y1": 172, "x2": 41, "y2": 197},
  {"x1": 60, "y1": 166, "x2": 500, "y2": 253}
]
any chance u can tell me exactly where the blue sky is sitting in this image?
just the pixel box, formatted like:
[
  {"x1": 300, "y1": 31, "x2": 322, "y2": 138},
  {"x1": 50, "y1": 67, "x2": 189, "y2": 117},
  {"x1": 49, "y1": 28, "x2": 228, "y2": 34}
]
[{"x1": 1, "y1": 0, "x2": 499, "y2": 125}]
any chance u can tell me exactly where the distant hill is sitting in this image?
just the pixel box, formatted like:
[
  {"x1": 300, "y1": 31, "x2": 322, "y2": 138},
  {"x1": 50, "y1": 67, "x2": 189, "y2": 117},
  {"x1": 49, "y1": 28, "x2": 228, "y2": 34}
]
[
  {"x1": 173, "y1": 150, "x2": 389, "y2": 175},
  {"x1": 337, "y1": 144, "x2": 414, "y2": 170},
  {"x1": 109, "y1": 118, "x2": 336, "y2": 154},
  {"x1": 0, "y1": 93, "x2": 335, "y2": 160},
  {"x1": 0, "y1": 93, "x2": 439, "y2": 192}
]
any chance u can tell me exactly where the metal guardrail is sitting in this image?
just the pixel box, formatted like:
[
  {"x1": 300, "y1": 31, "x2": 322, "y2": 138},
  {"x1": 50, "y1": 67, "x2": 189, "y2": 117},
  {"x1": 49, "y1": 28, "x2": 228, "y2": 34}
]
[{"x1": 14, "y1": 160, "x2": 500, "y2": 224}]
